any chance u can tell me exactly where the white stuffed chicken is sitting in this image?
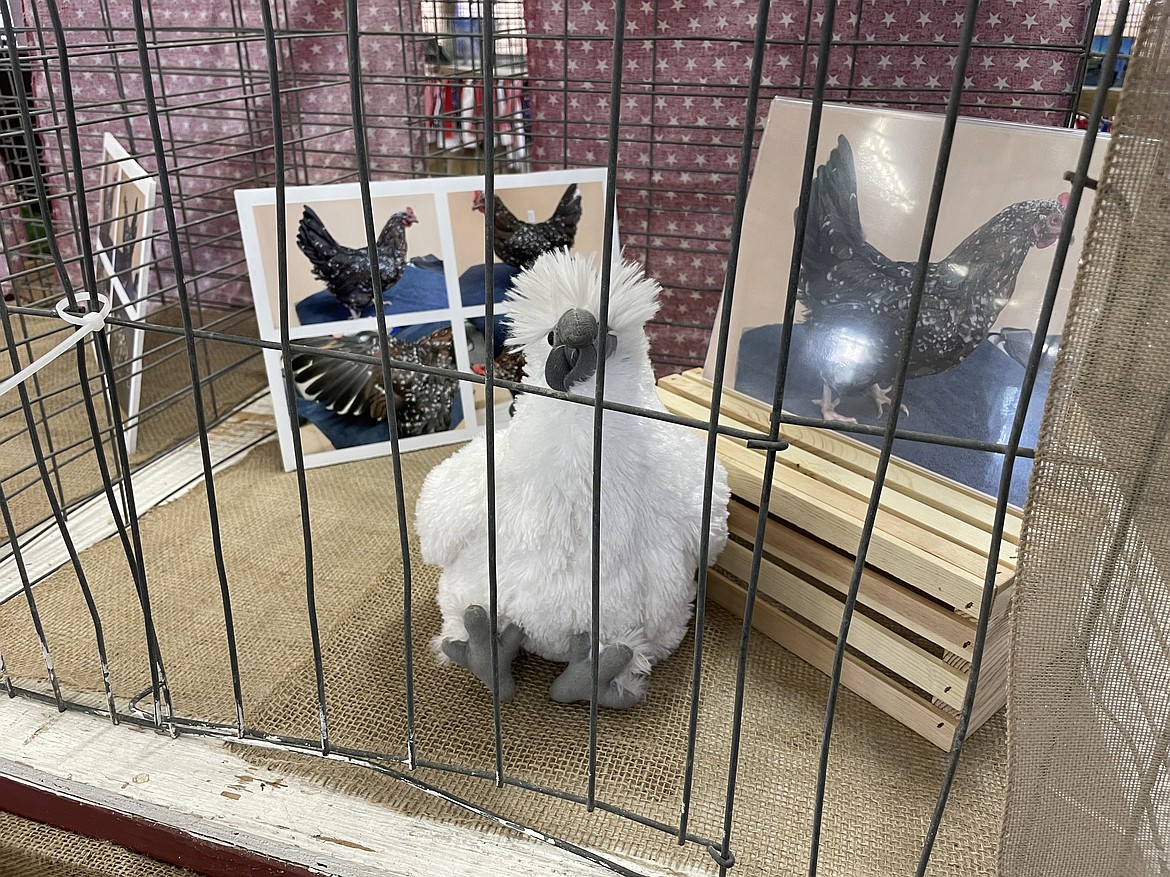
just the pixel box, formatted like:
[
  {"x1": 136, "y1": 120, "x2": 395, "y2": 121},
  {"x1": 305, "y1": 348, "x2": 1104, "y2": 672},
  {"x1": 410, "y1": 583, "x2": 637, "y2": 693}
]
[{"x1": 414, "y1": 250, "x2": 729, "y2": 707}]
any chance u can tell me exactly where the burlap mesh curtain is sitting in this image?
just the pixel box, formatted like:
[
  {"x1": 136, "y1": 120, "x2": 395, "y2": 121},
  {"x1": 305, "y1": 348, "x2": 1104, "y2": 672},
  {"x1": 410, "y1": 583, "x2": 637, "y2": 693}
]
[{"x1": 1001, "y1": 1, "x2": 1170, "y2": 874}]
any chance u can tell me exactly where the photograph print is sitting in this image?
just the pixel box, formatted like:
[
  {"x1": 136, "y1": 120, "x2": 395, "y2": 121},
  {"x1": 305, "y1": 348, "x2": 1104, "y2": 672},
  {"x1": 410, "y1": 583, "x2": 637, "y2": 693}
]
[
  {"x1": 237, "y1": 168, "x2": 610, "y2": 471},
  {"x1": 91, "y1": 132, "x2": 156, "y2": 454},
  {"x1": 96, "y1": 146, "x2": 121, "y2": 253},
  {"x1": 270, "y1": 315, "x2": 524, "y2": 467},
  {"x1": 238, "y1": 178, "x2": 470, "y2": 470},
  {"x1": 445, "y1": 171, "x2": 610, "y2": 425},
  {"x1": 705, "y1": 99, "x2": 1108, "y2": 507},
  {"x1": 445, "y1": 176, "x2": 608, "y2": 280},
  {"x1": 102, "y1": 297, "x2": 146, "y2": 455},
  {"x1": 242, "y1": 187, "x2": 448, "y2": 337},
  {"x1": 111, "y1": 173, "x2": 150, "y2": 308},
  {"x1": 95, "y1": 132, "x2": 156, "y2": 318},
  {"x1": 280, "y1": 319, "x2": 468, "y2": 458}
]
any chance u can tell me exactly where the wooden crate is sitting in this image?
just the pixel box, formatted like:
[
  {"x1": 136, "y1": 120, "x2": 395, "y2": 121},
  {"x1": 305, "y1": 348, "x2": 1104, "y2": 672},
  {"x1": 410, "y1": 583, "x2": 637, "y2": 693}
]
[{"x1": 657, "y1": 369, "x2": 1018, "y2": 749}]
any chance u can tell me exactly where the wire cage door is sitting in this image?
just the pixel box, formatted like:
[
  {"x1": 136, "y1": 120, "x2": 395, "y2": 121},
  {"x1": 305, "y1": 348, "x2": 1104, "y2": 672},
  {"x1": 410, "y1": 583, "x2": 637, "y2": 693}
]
[{"x1": 0, "y1": 0, "x2": 1143, "y2": 874}]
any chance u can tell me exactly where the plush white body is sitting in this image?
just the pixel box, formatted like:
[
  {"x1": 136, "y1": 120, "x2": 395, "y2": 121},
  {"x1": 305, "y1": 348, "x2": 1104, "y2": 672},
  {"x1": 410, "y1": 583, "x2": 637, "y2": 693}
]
[{"x1": 414, "y1": 253, "x2": 730, "y2": 702}]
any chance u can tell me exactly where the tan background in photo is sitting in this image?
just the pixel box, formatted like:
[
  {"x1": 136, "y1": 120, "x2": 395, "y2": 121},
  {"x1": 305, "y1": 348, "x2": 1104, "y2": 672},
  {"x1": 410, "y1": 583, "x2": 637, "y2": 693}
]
[
  {"x1": 115, "y1": 171, "x2": 152, "y2": 304},
  {"x1": 253, "y1": 193, "x2": 444, "y2": 331},
  {"x1": 704, "y1": 99, "x2": 1108, "y2": 382},
  {"x1": 446, "y1": 180, "x2": 606, "y2": 277},
  {"x1": 96, "y1": 157, "x2": 121, "y2": 252}
]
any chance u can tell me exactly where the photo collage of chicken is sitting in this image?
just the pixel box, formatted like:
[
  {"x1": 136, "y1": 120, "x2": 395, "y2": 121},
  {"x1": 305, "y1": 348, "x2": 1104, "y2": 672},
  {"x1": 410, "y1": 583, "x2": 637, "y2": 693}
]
[{"x1": 236, "y1": 169, "x2": 610, "y2": 471}]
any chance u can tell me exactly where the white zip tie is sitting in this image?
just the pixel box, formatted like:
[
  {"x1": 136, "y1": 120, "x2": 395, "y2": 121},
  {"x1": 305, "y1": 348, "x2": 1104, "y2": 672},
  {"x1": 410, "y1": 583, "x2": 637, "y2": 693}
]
[{"x1": 0, "y1": 292, "x2": 112, "y2": 400}]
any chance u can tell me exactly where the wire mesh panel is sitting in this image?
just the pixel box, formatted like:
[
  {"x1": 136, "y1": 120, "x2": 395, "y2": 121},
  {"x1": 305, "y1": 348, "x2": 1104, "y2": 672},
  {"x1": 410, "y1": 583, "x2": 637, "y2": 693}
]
[{"x1": 0, "y1": 0, "x2": 1143, "y2": 875}]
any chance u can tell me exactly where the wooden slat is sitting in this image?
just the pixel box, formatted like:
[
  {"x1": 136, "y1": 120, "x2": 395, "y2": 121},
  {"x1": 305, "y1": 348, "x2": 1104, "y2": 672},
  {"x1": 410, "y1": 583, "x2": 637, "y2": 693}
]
[
  {"x1": 706, "y1": 570, "x2": 958, "y2": 750},
  {"x1": 726, "y1": 501, "x2": 977, "y2": 659},
  {"x1": 663, "y1": 371, "x2": 1015, "y2": 744},
  {"x1": 660, "y1": 386, "x2": 996, "y2": 609},
  {"x1": 667, "y1": 370, "x2": 1023, "y2": 543},
  {"x1": 0, "y1": 698, "x2": 642, "y2": 877},
  {"x1": 726, "y1": 447, "x2": 990, "y2": 610},
  {"x1": 950, "y1": 578, "x2": 1014, "y2": 625},
  {"x1": 0, "y1": 770, "x2": 326, "y2": 877},
  {"x1": 661, "y1": 383, "x2": 1004, "y2": 581},
  {"x1": 718, "y1": 540, "x2": 969, "y2": 710},
  {"x1": 668, "y1": 373, "x2": 1018, "y2": 567},
  {"x1": 931, "y1": 606, "x2": 1011, "y2": 728},
  {"x1": 673, "y1": 369, "x2": 1020, "y2": 743},
  {"x1": 969, "y1": 608, "x2": 1012, "y2": 728}
]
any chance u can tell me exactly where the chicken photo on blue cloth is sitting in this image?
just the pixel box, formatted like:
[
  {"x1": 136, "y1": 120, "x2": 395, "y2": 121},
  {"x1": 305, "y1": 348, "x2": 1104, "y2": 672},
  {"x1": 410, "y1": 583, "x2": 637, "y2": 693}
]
[
  {"x1": 465, "y1": 321, "x2": 527, "y2": 420},
  {"x1": 296, "y1": 203, "x2": 418, "y2": 320},
  {"x1": 471, "y1": 183, "x2": 584, "y2": 270},
  {"x1": 289, "y1": 325, "x2": 460, "y2": 440},
  {"x1": 416, "y1": 250, "x2": 730, "y2": 708},
  {"x1": 797, "y1": 134, "x2": 1069, "y2": 424}
]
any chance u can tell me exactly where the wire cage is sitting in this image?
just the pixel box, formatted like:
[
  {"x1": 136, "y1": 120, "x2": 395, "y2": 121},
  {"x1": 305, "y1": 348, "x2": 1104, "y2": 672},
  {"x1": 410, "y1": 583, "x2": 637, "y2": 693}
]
[{"x1": 0, "y1": 0, "x2": 1148, "y2": 874}]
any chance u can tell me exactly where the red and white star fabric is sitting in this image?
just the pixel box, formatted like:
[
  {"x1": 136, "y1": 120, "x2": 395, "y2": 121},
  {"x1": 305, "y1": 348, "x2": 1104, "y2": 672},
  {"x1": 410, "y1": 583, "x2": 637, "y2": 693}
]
[{"x1": 26, "y1": 0, "x2": 414, "y2": 311}]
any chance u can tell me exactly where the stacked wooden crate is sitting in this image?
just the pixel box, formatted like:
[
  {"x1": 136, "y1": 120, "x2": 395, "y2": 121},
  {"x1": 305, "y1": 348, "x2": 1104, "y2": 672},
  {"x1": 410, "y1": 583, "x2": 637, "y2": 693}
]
[{"x1": 657, "y1": 369, "x2": 1019, "y2": 749}]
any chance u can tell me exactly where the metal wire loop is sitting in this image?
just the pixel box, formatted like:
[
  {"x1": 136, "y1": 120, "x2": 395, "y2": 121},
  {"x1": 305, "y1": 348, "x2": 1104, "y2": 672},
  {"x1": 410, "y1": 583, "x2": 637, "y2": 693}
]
[
  {"x1": 707, "y1": 844, "x2": 736, "y2": 869},
  {"x1": 1064, "y1": 169, "x2": 1101, "y2": 189},
  {"x1": 744, "y1": 438, "x2": 790, "y2": 453}
]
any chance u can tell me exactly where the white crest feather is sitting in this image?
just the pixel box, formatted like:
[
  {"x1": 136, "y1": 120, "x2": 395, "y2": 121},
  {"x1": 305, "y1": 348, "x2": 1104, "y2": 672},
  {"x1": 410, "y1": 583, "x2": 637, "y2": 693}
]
[{"x1": 504, "y1": 249, "x2": 661, "y2": 350}]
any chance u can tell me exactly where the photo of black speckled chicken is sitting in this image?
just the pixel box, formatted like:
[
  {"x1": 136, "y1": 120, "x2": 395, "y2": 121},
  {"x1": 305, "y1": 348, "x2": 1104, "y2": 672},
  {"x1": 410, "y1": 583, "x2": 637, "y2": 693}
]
[
  {"x1": 472, "y1": 183, "x2": 583, "y2": 270},
  {"x1": 290, "y1": 326, "x2": 460, "y2": 438},
  {"x1": 296, "y1": 204, "x2": 419, "y2": 321},
  {"x1": 721, "y1": 100, "x2": 1105, "y2": 507},
  {"x1": 797, "y1": 134, "x2": 1068, "y2": 425}
]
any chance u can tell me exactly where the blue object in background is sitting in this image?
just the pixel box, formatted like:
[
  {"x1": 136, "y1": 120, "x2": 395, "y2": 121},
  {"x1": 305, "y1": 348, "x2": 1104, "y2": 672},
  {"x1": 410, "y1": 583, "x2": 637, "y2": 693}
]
[
  {"x1": 1084, "y1": 35, "x2": 1134, "y2": 88},
  {"x1": 461, "y1": 261, "x2": 520, "y2": 353},
  {"x1": 451, "y1": 2, "x2": 482, "y2": 62},
  {"x1": 295, "y1": 258, "x2": 449, "y2": 327},
  {"x1": 453, "y1": 16, "x2": 482, "y2": 62},
  {"x1": 294, "y1": 256, "x2": 520, "y2": 450},
  {"x1": 733, "y1": 322, "x2": 1058, "y2": 508}
]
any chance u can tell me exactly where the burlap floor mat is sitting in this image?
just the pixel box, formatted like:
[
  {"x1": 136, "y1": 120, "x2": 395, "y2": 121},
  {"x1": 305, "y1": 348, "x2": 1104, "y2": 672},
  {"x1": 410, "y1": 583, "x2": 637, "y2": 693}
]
[
  {"x1": 2, "y1": 305, "x2": 266, "y2": 539},
  {"x1": 0, "y1": 811, "x2": 198, "y2": 877},
  {"x1": 0, "y1": 431, "x2": 1005, "y2": 876}
]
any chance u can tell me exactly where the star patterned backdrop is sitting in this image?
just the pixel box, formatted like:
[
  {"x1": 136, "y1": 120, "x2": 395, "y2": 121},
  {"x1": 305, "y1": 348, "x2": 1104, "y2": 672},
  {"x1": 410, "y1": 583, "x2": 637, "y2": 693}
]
[
  {"x1": 13, "y1": 0, "x2": 1094, "y2": 373},
  {"x1": 21, "y1": 0, "x2": 419, "y2": 312}
]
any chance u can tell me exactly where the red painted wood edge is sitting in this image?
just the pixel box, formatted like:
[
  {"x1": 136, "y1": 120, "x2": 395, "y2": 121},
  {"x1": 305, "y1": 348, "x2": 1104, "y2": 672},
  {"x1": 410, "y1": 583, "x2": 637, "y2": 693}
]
[{"x1": 0, "y1": 772, "x2": 327, "y2": 877}]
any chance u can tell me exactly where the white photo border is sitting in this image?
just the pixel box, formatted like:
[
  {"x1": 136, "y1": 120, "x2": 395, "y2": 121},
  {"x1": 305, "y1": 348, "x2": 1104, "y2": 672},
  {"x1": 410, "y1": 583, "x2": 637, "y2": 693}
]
[{"x1": 94, "y1": 131, "x2": 157, "y2": 454}]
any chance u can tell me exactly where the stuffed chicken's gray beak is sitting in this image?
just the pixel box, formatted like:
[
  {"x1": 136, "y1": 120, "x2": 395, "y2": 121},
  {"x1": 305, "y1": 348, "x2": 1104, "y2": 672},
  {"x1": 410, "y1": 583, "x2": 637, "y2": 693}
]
[{"x1": 545, "y1": 308, "x2": 617, "y2": 393}]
